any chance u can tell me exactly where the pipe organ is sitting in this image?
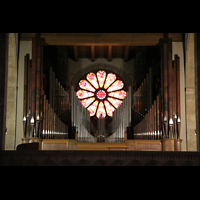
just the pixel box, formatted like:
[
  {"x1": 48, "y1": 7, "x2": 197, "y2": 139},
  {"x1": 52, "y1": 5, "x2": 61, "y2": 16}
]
[
  {"x1": 97, "y1": 115, "x2": 105, "y2": 142},
  {"x1": 21, "y1": 36, "x2": 182, "y2": 151},
  {"x1": 106, "y1": 86, "x2": 132, "y2": 143},
  {"x1": 22, "y1": 37, "x2": 69, "y2": 141},
  {"x1": 70, "y1": 86, "x2": 96, "y2": 142},
  {"x1": 133, "y1": 39, "x2": 181, "y2": 142}
]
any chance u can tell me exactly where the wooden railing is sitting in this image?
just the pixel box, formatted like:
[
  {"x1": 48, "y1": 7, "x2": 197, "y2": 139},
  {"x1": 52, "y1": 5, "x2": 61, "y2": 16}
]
[{"x1": 1, "y1": 151, "x2": 199, "y2": 166}]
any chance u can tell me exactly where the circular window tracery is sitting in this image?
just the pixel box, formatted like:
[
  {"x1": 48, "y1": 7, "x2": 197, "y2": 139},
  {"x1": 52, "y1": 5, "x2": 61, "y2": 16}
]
[{"x1": 76, "y1": 70, "x2": 126, "y2": 118}]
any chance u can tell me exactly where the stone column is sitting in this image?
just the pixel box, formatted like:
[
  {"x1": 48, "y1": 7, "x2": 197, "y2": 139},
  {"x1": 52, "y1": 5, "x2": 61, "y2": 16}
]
[
  {"x1": 185, "y1": 33, "x2": 197, "y2": 151},
  {"x1": 5, "y1": 33, "x2": 18, "y2": 150}
]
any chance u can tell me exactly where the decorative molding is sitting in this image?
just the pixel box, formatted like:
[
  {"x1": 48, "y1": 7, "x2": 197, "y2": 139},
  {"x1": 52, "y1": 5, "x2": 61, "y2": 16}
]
[{"x1": 0, "y1": 151, "x2": 199, "y2": 166}]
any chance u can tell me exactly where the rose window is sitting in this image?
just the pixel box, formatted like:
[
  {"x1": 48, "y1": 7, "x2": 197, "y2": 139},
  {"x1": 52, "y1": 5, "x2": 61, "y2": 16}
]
[{"x1": 76, "y1": 70, "x2": 126, "y2": 118}]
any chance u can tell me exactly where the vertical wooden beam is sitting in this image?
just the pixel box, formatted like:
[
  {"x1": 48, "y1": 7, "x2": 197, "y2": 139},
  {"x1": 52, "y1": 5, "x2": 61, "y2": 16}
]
[
  {"x1": 28, "y1": 60, "x2": 32, "y2": 117},
  {"x1": 46, "y1": 99, "x2": 48, "y2": 139},
  {"x1": 52, "y1": 72, "x2": 55, "y2": 111},
  {"x1": 31, "y1": 37, "x2": 37, "y2": 137},
  {"x1": 49, "y1": 67, "x2": 53, "y2": 108},
  {"x1": 108, "y1": 45, "x2": 112, "y2": 62},
  {"x1": 39, "y1": 45, "x2": 44, "y2": 137},
  {"x1": 91, "y1": 45, "x2": 95, "y2": 62},
  {"x1": 23, "y1": 54, "x2": 29, "y2": 138},
  {"x1": 160, "y1": 42, "x2": 164, "y2": 124},
  {"x1": 163, "y1": 42, "x2": 168, "y2": 138},
  {"x1": 148, "y1": 68, "x2": 152, "y2": 110},
  {"x1": 172, "y1": 60, "x2": 177, "y2": 138},
  {"x1": 43, "y1": 94, "x2": 46, "y2": 138},
  {"x1": 157, "y1": 95, "x2": 160, "y2": 140},
  {"x1": 26, "y1": 56, "x2": 31, "y2": 138},
  {"x1": 73, "y1": 45, "x2": 78, "y2": 62},
  {"x1": 168, "y1": 39, "x2": 173, "y2": 138},
  {"x1": 124, "y1": 46, "x2": 129, "y2": 62},
  {"x1": 35, "y1": 42, "x2": 41, "y2": 137},
  {"x1": 154, "y1": 100, "x2": 157, "y2": 140},
  {"x1": 176, "y1": 55, "x2": 181, "y2": 139}
]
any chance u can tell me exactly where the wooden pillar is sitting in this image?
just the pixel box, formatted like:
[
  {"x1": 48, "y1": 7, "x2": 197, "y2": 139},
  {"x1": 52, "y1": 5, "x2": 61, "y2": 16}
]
[
  {"x1": 168, "y1": 39, "x2": 173, "y2": 138},
  {"x1": 39, "y1": 45, "x2": 43, "y2": 138},
  {"x1": 149, "y1": 67, "x2": 152, "y2": 110},
  {"x1": 172, "y1": 59, "x2": 177, "y2": 139},
  {"x1": 35, "y1": 42, "x2": 41, "y2": 138},
  {"x1": 27, "y1": 59, "x2": 32, "y2": 138},
  {"x1": 163, "y1": 42, "x2": 168, "y2": 138},
  {"x1": 31, "y1": 37, "x2": 37, "y2": 137},
  {"x1": 23, "y1": 54, "x2": 29, "y2": 139},
  {"x1": 157, "y1": 95, "x2": 160, "y2": 140},
  {"x1": 154, "y1": 100, "x2": 157, "y2": 140},
  {"x1": 176, "y1": 55, "x2": 181, "y2": 139},
  {"x1": 43, "y1": 94, "x2": 46, "y2": 139}
]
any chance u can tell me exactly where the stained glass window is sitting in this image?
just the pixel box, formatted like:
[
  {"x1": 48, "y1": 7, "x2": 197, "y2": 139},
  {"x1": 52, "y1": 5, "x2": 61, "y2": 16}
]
[
  {"x1": 86, "y1": 73, "x2": 99, "y2": 89},
  {"x1": 108, "y1": 90, "x2": 126, "y2": 99},
  {"x1": 76, "y1": 70, "x2": 126, "y2": 118},
  {"x1": 96, "y1": 102, "x2": 106, "y2": 118}
]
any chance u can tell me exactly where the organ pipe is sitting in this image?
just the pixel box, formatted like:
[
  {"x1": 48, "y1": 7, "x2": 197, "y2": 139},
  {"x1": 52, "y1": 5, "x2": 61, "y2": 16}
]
[
  {"x1": 133, "y1": 39, "x2": 181, "y2": 140},
  {"x1": 23, "y1": 37, "x2": 69, "y2": 141}
]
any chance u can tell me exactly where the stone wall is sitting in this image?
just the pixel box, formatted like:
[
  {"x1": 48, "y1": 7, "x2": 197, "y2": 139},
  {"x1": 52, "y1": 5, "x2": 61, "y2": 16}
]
[
  {"x1": 5, "y1": 33, "x2": 18, "y2": 150},
  {"x1": 185, "y1": 33, "x2": 197, "y2": 151},
  {"x1": 15, "y1": 41, "x2": 32, "y2": 149}
]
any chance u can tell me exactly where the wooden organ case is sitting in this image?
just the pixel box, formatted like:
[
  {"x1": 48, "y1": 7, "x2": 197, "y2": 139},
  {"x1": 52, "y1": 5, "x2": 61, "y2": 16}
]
[{"x1": 18, "y1": 37, "x2": 182, "y2": 151}]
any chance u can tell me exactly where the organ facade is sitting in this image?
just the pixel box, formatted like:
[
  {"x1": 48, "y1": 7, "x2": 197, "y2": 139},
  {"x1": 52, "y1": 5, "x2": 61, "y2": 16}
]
[{"x1": 0, "y1": 33, "x2": 200, "y2": 165}]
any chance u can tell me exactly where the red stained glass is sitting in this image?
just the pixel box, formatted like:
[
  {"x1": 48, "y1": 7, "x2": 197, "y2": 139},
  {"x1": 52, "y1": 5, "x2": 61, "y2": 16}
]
[
  {"x1": 77, "y1": 70, "x2": 125, "y2": 118},
  {"x1": 79, "y1": 80, "x2": 95, "y2": 92},
  {"x1": 96, "y1": 90, "x2": 106, "y2": 100},
  {"x1": 108, "y1": 90, "x2": 126, "y2": 99},
  {"x1": 96, "y1": 101, "x2": 106, "y2": 118},
  {"x1": 76, "y1": 90, "x2": 94, "y2": 99},
  {"x1": 88, "y1": 100, "x2": 99, "y2": 116},
  {"x1": 86, "y1": 73, "x2": 99, "y2": 89},
  {"x1": 107, "y1": 97, "x2": 122, "y2": 108},
  {"x1": 104, "y1": 73, "x2": 116, "y2": 89},
  {"x1": 107, "y1": 80, "x2": 124, "y2": 92},
  {"x1": 80, "y1": 97, "x2": 95, "y2": 108},
  {"x1": 97, "y1": 70, "x2": 106, "y2": 88},
  {"x1": 104, "y1": 100, "x2": 115, "y2": 117}
]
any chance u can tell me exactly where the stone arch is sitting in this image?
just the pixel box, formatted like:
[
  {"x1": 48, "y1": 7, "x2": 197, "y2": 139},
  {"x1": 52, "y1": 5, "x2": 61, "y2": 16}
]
[
  {"x1": 127, "y1": 160, "x2": 143, "y2": 166},
  {"x1": 71, "y1": 62, "x2": 132, "y2": 89},
  {"x1": 93, "y1": 159, "x2": 108, "y2": 166},
  {"x1": 110, "y1": 159, "x2": 125, "y2": 166},
  {"x1": 75, "y1": 159, "x2": 91, "y2": 166},
  {"x1": 59, "y1": 159, "x2": 74, "y2": 166},
  {"x1": 42, "y1": 159, "x2": 57, "y2": 166}
]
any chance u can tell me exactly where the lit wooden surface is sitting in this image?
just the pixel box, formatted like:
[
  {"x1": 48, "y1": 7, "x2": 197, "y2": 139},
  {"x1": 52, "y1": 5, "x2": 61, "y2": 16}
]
[{"x1": 20, "y1": 33, "x2": 182, "y2": 46}]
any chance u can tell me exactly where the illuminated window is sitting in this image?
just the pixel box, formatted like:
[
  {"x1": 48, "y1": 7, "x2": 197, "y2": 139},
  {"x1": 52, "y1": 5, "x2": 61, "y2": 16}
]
[{"x1": 76, "y1": 70, "x2": 126, "y2": 118}]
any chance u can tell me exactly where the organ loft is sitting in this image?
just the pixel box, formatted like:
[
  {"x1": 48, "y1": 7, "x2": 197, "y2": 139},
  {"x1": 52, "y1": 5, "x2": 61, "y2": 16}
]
[{"x1": 0, "y1": 33, "x2": 200, "y2": 166}]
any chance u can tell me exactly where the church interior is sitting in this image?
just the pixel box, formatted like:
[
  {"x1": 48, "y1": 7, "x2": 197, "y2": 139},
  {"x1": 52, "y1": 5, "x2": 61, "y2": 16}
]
[{"x1": 0, "y1": 33, "x2": 200, "y2": 166}]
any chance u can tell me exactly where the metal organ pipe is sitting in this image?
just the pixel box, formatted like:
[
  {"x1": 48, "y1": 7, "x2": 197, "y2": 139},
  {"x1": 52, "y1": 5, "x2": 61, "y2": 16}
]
[
  {"x1": 22, "y1": 37, "x2": 69, "y2": 141},
  {"x1": 70, "y1": 87, "x2": 95, "y2": 142},
  {"x1": 105, "y1": 86, "x2": 132, "y2": 143},
  {"x1": 133, "y1": 39, "x2": 181, "y2": 140}
]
